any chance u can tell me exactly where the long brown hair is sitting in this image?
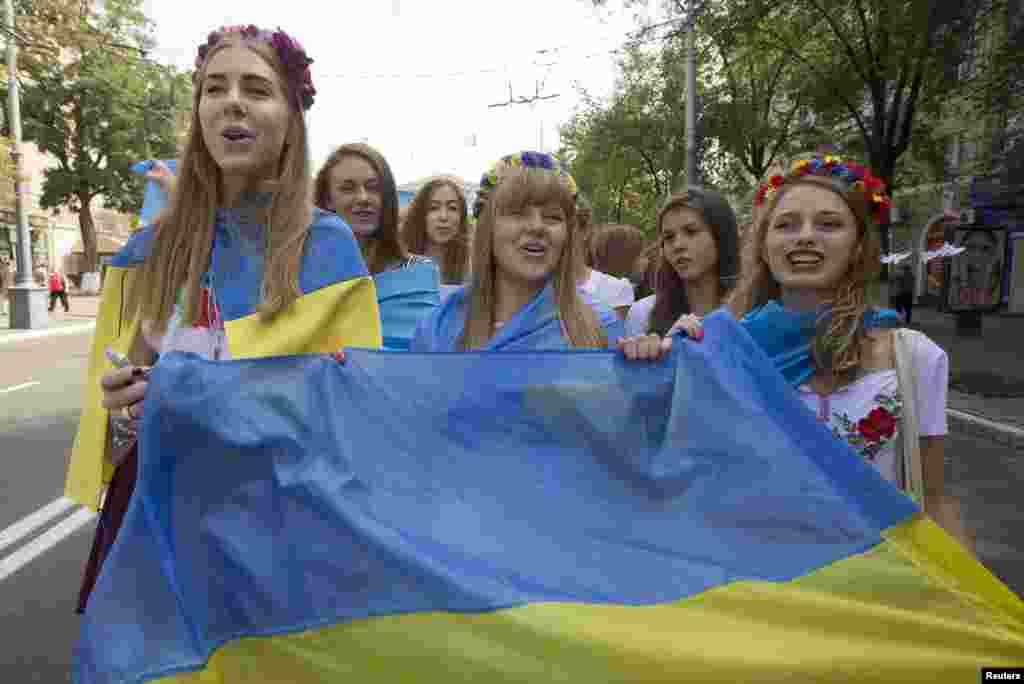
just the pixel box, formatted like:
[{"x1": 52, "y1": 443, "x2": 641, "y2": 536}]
[
  {"x1": 460, "y1": 167, "x2": 605, "y2": 350},
  {"x1": 401, "y1": 176, "x2": 470, "y2": 284},
  {"x1": 588, "y1": 223, "x2": 644, "y2": 279},
  {"x1": 128, "y1": 33, "x2": 313, "y2": 354},
  {"x1": 313, "y1": 142, "x2": 406, "y2": 274},
  {"x1": 727, "y1": 174, "x2": 882, "y2": 388},
  {"x1": 649, "y1": 187, "x2": 739, "y2": 336}
]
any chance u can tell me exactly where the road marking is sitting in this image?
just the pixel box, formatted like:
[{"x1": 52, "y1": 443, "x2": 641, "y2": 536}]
[
  {"x1": 0, "y1": 507, "x2": 96, "y2": 583},
  {"x1": 0, "y1": 381, "x2": 41, "y2": 396},
  {"x1": 0, "y1": 497, "x2": 75, "y2": 555},
  {"x1": 0, "y1": 321, "x2": 96, "y2": 347}
]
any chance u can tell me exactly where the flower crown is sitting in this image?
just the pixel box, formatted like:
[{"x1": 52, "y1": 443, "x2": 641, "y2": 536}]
[
  {"x1": 478, "y1": 151, "x2": 578, "y2": 196},
  {"x1": 755, "y1": 156, "x2": 892, "y2": 225},
  {"x1": 195, "y1": 25, "x2": 316, "y2": 111}
]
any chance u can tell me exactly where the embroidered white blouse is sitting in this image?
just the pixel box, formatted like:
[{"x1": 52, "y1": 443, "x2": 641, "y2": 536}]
[{"x1": 796, "y1": 331, "x2": 948, "y2": 485}]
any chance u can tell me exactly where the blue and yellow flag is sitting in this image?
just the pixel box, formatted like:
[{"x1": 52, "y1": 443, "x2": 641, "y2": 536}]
[
  {"x1": 65, "y1": 210, "x2": 381, "y2": 511},
  {"x1": 74, "y1": 311, "x2": 1024, "y2": 683}
]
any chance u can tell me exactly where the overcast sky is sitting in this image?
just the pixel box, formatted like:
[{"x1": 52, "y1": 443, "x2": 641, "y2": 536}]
[{"x1": 141, "y1": 0, "x2": 667, "y2": 185}]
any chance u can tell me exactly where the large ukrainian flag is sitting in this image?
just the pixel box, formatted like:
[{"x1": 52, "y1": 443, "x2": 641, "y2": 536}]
[
  {"x1": 64, "y1": 210, "x2": 381, "y2": 511},
  {"x1": 74, "y1": 311, "x2": 1024, "y2": 683}
]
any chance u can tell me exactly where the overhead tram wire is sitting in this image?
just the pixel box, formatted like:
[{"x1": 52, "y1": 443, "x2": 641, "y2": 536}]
[{"x1": 309, "y1": 16, "x2": 686, "y2": 83}]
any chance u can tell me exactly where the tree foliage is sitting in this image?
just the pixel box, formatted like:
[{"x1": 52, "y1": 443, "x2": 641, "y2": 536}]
[{"x1": 13, "y1": 0, "x2": 190, "y2": 271}]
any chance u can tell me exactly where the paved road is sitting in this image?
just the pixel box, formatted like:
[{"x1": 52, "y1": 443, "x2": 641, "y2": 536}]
[{"x1": 0, "y1": 331, "x2": 1020, "y2": 681}]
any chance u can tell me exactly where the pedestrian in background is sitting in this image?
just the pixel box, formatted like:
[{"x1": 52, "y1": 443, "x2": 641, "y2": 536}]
[
  {"x1": 889, "y1": 261, "x2": 916, "y2": 324},
  {"x1": 48, "y1": 268, "x2": 70, "y2": 313}
]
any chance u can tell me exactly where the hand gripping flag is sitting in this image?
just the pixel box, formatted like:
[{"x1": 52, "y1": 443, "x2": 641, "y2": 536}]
[{"x1": 75, "y1": 311, "x2": 1024, "y2": 683}]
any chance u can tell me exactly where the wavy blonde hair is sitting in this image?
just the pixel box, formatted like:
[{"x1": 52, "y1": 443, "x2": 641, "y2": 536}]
[
  {"x1": 727, "y1": 174, "x2": 882, "y2": 388},
  {"x1": 128, "y1": 33, "x2": 312, "y2": 355},
  {"x1": 401, "y1": 176, "x2": 470, "y2": 284},
  {"x1": 460, "y1": 167, "x2": 605, "y2": 350}
]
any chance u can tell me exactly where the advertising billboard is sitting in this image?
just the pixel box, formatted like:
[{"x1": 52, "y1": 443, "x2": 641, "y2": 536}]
[{"x1": 945, "y1": 227, "x2": 1007, "y2": 312}]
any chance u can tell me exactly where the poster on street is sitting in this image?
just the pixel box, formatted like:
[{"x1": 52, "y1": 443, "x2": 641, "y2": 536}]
[{"x1": 945, "y1": 227, "x2": 1007, "y2": 312}]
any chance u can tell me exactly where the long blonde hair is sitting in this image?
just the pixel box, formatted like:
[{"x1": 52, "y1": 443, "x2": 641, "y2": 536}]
[
  {"x1": 460, "y1": 167, "x2": 605, "y2": 350},
  {"x1": 128, "y1": 34, "x2": 313, "y2": 348},
  {"x1": 401, "y1": 176, "x2": 470, "y2": 284},
  {"x1": 727, "y1": 174, "x2": 882, "y2": 388}
]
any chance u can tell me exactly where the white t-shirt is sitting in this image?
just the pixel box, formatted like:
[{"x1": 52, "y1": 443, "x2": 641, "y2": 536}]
[
  {"x1": 625, "y1": 295, "x2": 657, "y2": 336},
  {"x1": 797, "y1": 331, "x2": 948, "y2": 485},
  {"x1": 579, "y1": 269, "x2": 634, "y2": 310}
]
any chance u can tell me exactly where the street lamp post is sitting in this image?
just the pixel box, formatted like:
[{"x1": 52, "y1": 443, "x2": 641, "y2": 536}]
[
  {"x1": 5, "y1": 0, "x2": 48, "y2": 329},
  {"x1": 684, "y1": 0, "x2": 701, "y2": 189}
]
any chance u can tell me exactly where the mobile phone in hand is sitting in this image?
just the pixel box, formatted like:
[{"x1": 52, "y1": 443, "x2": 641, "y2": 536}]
[
  {"x1": 105, "y1": 348, "x2": 131, "y2": 369},
  {"x1": 105, "y1": 348, "x2": 151, "y2": 381}
]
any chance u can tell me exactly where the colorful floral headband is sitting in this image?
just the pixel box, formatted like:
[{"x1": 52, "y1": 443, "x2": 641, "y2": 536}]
[
  {"x1": 756, "y1": 156, "x2": 893, "y2": 225},
  {"x1": 195, "y1": 25, "x2": 316, "y2": 111},
  {"x1": 478, "y1": 151, "x2": 578, "y2": 196}
]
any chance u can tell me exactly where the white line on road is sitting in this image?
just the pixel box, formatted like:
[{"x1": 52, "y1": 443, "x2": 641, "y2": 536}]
[
  {"x1": 0, "y1": 497, "x2": 76, "y2": 555},
  {"x1": 0, "y1": 507, "x2": 96, "y2": 583},
  {"x1": 0, "y1": 321, "x2": 96, "y2": 347},
  {"x1": 0, "y1": 381, "x2": 41, "y2": 396}
]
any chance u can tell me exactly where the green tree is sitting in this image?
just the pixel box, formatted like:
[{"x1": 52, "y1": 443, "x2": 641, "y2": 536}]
[
  {"x1": 17, "y1": 0, "x2": 189, "y2": 271},
  {"x1": 560, "y1": 39, "x2": 693, "y2": 233}
]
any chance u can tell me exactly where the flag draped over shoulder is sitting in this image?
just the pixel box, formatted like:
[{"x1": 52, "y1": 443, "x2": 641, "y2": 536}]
[
  {"x1": 64, "y1": 210, "x2": 382, "y2": 511},
  {"x1": 75, "y1": 311, "x2": 1024, "y2": 683}
]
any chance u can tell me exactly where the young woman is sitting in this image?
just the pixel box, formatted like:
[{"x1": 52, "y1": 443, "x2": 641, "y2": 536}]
[
  {"x1": 314, "y1": 143, "x2": 440, "y2": 349},
  {"x1": 411, "y1": 152, "x2": 624, "y2": 351},
  {"x1": 625, "y1": 188, "x2": 739, "y2": 337},
  {"x1": 401, "y1": 176, "x2": 471, "y2": 285},
  {"x1": 664, "y1": 157, "x2": 970, "y2": 546},
  {"x1": 69, "y1": 24, "x2": 382, "y2": 613}
]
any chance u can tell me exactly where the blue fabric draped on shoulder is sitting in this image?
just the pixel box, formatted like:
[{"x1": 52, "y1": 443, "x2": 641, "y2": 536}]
[
  {"x1": 105, "y1": 209, "x2": 370, "y2": 303},
  {"x1": 108, "y1": 225, "x2": 155, "y2": 268},
  {"x1": 740, "y1": 300, "x2": 903, "y2": 387},
  {"x1": 212, "y1": 209, "x2": 369, "y2": 322},
  {"x1": 411, "y1": 283, "x2": 624, "y2": 352},
  {"x1": 374, "y1": 259, "x2": 441, "y2": 351}
]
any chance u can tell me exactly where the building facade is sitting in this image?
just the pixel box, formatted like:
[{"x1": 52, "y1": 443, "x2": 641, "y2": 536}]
[{"x1": 0, "y1": 141, "x2": 133, "y2": 286}]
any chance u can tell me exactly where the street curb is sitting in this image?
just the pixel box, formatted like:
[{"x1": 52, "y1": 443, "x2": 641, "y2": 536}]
[
  {"x1": 0, "y1": 322, "x2": 96, "y2": 346},
  {"x1": 947, "y1": 408, "x2": 1024, "y2": 451}
]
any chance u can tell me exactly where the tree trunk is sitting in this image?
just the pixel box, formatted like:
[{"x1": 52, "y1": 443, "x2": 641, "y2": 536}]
[{"x1": 78, "y1": 193, "x2": 98, "y2": 273}]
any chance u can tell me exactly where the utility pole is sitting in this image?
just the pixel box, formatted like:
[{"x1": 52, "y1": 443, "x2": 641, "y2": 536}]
[
  {"x1": 5, "y1": 0, "x2": 48, "y2": 329},
  {"x1": 684, "y1": 0, "x2": 701, "y2": 189}
]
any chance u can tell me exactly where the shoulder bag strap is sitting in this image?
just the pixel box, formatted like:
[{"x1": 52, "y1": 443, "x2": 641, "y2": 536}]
[{"x1": 893, "y1": 328, "x2": 926, "y2": 511}]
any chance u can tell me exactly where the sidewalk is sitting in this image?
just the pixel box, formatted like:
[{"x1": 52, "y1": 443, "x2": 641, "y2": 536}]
[
  {"x1": 0, "y1": 292, "x2": 100, "y2": 345},
  {"x1": 907, "y1": 305, "x2": 1024, "y2": 449}
]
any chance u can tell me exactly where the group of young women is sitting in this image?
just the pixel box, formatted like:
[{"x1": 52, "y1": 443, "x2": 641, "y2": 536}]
[{"x1": 69, "y1": 23, "x2": 970, "y2": 616}]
